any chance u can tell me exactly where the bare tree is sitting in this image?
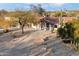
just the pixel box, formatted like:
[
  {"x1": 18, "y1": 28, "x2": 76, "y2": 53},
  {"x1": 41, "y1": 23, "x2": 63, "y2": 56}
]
[{"x1": 18, "y1": 16, "x2": 27, "y2": 34}]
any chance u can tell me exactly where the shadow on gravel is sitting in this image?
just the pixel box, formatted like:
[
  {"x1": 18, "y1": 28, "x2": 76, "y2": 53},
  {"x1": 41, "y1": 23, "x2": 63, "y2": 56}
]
[
  {"x1": 62, "y1": 39, "x2": 71, "y2": 44},
  {"x1": 12, "y1": 30, "x2": 38, "y2": 38},
  {"x1": 0, "y1": 30, "x2": 38, "y2": 42},
  {"x1": 0, "y1": 33, "x2": 77, "y2": 56}
]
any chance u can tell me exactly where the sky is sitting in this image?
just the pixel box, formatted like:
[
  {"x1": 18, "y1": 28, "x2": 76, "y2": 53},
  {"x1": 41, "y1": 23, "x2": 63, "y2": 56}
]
[{"x1": 0, "y1": 3, "x2": 79, "y2": 11}]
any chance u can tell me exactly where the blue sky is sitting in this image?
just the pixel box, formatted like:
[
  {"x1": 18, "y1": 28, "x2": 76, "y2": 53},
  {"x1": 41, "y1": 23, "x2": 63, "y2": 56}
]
[{"x1": 0, "y1": 3, "x2": 79, "y2": 11}]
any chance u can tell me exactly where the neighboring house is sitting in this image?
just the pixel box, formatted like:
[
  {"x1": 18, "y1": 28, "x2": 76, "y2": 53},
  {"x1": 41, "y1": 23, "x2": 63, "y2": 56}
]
[
  {"x1": 62, "y1": 17, "x2": 76, "y2": 23},
  {"x1": 76, "y1": 15, "x2": 79, "y2": 19},
  {"x1": 3, "y1": 16, "x2": 20, "y2": 28},
  {"x1": 4, "y1": 16, "x2": 18, "y2": 21},
  {"x1": 4, "y1": 16, "x2": 11, "y2": 21}
]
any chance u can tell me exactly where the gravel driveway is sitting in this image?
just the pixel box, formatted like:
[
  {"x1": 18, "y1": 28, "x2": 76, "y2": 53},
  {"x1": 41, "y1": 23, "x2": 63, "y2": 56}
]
[{"x1": 0, "y1": 28, "x2": 79, "y2": 56}]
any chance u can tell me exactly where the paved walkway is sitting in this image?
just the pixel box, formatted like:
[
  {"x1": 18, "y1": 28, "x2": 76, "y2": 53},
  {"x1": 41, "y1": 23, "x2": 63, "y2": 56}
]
[{"x1": 0, "y1": 28, "x2": 79, "y2": 56}]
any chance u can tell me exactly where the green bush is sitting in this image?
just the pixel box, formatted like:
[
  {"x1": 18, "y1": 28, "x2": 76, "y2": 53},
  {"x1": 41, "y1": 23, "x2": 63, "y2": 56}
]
[
  {"x1": 57, "y1": 22, "x2": 73, "y2": 39},
  {"x1": 57, "y1": 27, "x2": 65, "y2": 39},
  {"x1": 57, "y1": 19, "x2": 79, "y2": 50}
]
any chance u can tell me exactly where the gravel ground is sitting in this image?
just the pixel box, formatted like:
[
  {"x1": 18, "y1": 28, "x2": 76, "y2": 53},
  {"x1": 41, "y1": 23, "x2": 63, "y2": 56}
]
[{"x1": 0, "y1": 28, "x2": 79, "y2": 56}]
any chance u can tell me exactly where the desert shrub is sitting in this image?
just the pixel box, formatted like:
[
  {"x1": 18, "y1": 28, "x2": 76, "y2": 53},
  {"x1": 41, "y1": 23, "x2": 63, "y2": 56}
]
[
  {"x1": 57, "y1": 27, "x2": 66, "y2": 39},
  {"x1": 57, "y1": 22, "x2": 73, "y2": 39},
  {"x1": 71, "y1": 20, "x2": 79, "y2": 50},
  {"x1": 57, "y1": 19, "x2": 79, "y2": 50},
  {"x1": 3, "y1": 29, "x2": 9, "y2": 33},
  {"x1": 64, "y1": 23, "x2": 74, "y2": 39},
  {"x1": 57, "y1": 20, "x2": 78, "y2": 39}
]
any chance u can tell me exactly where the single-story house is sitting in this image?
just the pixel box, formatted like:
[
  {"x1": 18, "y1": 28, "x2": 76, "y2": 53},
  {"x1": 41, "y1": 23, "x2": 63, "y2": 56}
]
[{"x1": 40, "y1": 16, "x2": 59, "y2": 30}]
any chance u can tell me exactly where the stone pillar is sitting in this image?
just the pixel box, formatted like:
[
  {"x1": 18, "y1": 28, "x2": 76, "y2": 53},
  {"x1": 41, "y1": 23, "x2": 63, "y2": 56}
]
[
  {"x1": 44, "y1": 22, "x2": 47, "y2": 31},
  {"x1": 49, "y1": 24, "x2": 52, "y2": 31},
  {"x1": 41, "y1": 22, "x2": 44, "y2": 30}
]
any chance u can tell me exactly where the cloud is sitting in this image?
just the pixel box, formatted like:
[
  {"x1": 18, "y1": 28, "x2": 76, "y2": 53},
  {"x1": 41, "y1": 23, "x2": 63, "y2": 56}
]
[{"x1": 51, "y1": 3, "x2": 65, "y2": 6}]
